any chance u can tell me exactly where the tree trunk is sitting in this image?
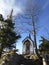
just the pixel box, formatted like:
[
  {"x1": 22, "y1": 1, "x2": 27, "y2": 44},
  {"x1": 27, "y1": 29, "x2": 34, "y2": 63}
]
[
  {"x1": 42, "y1": 52, "x2": 47, "y2": 65},
  {"x1": 32, "y1": 17, "x2": 38, "y2": 55}
]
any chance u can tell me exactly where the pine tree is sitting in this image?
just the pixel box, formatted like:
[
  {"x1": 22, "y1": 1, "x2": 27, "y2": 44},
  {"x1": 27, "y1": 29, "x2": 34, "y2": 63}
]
[
  {"x1": 39, "y1": 36, "x2": 49, "y2": 54},
  {"x1": 0, "y1": 10, "x2": 21, "y2": 57}
]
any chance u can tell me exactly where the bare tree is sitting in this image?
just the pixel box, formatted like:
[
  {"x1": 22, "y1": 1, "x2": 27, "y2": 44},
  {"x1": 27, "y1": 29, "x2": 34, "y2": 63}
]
[
  {"x1": 25, "y1": 2, "x2": 41, "y2": 54},
  {"x1": 15, "y1": 1, "x2": 41, "y2": 55}
]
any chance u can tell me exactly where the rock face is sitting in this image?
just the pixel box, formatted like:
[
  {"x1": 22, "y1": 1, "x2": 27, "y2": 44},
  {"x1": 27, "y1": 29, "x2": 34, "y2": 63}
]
[
  {"x1": 0, "y1": 51, "x2": 24, "y2": 65},
  {"x1": 4, "y1": 54, "x2": 24, "y2": 65},
  {"x1": 0, "y1": 51, "x2": 43, "y2": 65}
]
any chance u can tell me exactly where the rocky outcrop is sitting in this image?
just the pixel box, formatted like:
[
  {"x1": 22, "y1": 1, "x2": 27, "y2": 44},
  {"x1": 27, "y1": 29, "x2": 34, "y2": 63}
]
[
  {"x1": 0, "y1": 50, "x2": 24, "y2": 65},
  {"x1": 0, "y1": 50, "x2": 43, "y2": 65}
]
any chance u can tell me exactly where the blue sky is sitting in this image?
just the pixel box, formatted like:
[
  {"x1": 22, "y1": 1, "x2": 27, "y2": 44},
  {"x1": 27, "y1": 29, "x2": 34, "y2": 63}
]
[{"x1": 0, "y1": 0, "x2": 49, "y2": 54}]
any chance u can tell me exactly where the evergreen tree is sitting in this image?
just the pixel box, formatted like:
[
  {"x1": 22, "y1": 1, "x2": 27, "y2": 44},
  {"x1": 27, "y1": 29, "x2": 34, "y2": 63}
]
[
  {"x1": 39, "y1": 36, "x2": 49, "y2": 55},
  {"x1": 0, "y1": 10, "x2": 21, "y2": 57}
]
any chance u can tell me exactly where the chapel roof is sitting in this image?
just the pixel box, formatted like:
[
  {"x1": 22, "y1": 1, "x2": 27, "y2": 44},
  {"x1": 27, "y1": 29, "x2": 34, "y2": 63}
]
[{"x1": 22, "y1": 34, "x2": 33, "y2": 44}]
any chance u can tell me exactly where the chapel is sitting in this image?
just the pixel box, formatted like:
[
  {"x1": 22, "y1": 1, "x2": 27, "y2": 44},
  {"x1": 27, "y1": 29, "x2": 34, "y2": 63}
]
[{"x1": 22, "y1": 34, "x2": 34, "y2": 58}]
